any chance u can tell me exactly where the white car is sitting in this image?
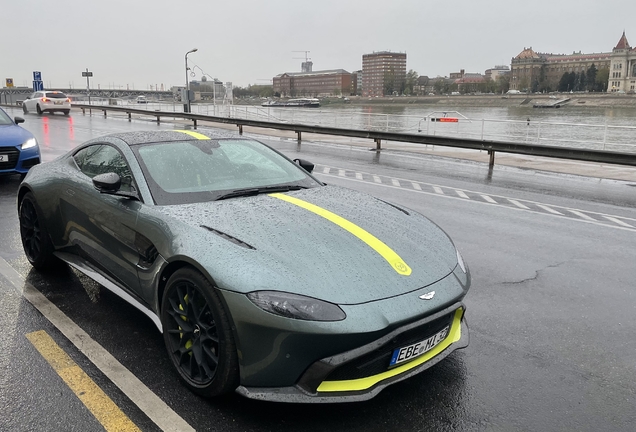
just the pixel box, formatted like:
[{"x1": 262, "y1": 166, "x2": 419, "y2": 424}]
[{"x1": 22, "y1": 91, "x2": 71, "y2": 115}]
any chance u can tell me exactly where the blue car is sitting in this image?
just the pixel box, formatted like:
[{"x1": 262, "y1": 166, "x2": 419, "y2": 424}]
[{"x1": 0, "y1": 107, "x2": 40, "y2": 176}]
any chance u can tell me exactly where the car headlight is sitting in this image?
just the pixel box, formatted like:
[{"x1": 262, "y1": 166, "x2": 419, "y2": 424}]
[
  {"x1": 247, "y1": 291, "x2": 346, "y2": 322},
  {"x1": 21, "y1": 138, "x2": 38, "y2": 150},
  {"x1": 456, "y1": 249, "x2": 467, "y2": 274}
]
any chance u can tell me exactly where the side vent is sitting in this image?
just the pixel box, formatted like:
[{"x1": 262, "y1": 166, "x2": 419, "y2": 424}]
[{"x1": 201, "y1": 226, "x2": 256, "y2": 250}]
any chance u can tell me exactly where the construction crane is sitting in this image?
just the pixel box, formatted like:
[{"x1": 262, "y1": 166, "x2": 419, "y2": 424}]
[{"x1": 292, "y1": 51, "x2": 312, "y2": 73}]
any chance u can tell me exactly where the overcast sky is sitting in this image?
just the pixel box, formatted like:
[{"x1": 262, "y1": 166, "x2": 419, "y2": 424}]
[{"x1": 2, "y1": 0, "x2": 634, "y2": 90}]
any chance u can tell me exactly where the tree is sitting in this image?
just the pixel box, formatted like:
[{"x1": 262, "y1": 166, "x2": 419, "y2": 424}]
[
  {"x1": 595, "y1": 68, "x2": 609, "y2": 92},
  {"x1": 496, "y1": 75, "x2": 510, "y2": 93},
  {"x1": 586, "y1": 64, "x2": 597, "y2": 91},
  {"x1": 404, "y1": 69, "x2": 419, "y2": 95}
]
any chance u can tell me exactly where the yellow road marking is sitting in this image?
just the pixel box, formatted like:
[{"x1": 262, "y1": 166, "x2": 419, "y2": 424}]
[
  {"x1": 317, "y1": 308, "x2": 463, "y2": 392},
  {"x1": 174, "y1": 129, "x2": 210, "y2": 140},
  {"x1": 26, "y1": 330, "x2": 140, "y2": 432},
  {"x1": 269, "y1": 193, "x2": 411, "y2": 275}
]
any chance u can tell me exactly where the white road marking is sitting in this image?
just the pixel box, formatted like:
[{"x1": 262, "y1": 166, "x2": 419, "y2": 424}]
[
  {"x1": 355, "y1": 172, "x2": 363, "y2": 180},
  {"x1": 603, "y1": 216, "x2": 633, "y2": 227},
  {"x1": 391, "y1": 179, "x2": 401, "y2": 187},
  {"x1": 508, "y1": 199, "x2": 530, "y2": 209},
  {"x1": 0, "y1": 257, "x2": 194, "y2": 432},
  {"x1": 481, "y1": 195, "x2": 497, "y2": 204},
  {"x1": 412, "y1": 182, "x2": 422, "y2": 191},
  {"x1": 322, "y1": 167, "x2": 330, "y2": 174},
  {"x1": 314, "y1": 165, "x2": 636, "y2": 233},
  {"x1": 456, "y1": 190, "x2": 469, "y2": 199},
  {"x1": 373, "y1": 175, "x2": 382, "y2": 183},
  {"x1": 537, "y1": 204, "x2": 563, "y2": 215},
  {"x1": 338, "y1": 169, "x2": 346, "y2": 177},
  {"x1": 569, "y1": 210, "x2": 597, "y2": 221}
]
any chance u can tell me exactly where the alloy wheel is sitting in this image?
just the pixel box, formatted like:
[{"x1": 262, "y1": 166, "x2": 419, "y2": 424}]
[
  {"x1": 20, "y1": 199, "x2": 42, "y2": 262},
  {"x1": 165, "y1": 281, "x2": 220, "y2": 385}
]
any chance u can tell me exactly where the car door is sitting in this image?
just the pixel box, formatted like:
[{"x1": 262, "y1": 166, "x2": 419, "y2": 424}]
[
  {"x1": 24, "y1": 92, "x2": 36, "y2": 111},
  {"x1": 62, "y1": 143, "x2": 143, "y2": 296}
]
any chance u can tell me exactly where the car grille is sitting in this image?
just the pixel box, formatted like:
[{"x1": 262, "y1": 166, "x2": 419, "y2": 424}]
[
  {"x1": 0, "y1": 147, "x2": 20, "y2": 170},
  {"x1": 323, "y1": 312, "x2": 454, "y2": 382},
  {"x1": 21, "y1": 157, "x2": 40, "y2": 169}
]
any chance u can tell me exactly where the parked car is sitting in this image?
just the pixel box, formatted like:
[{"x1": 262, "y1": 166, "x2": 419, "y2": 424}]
[
  {"x1": 0, "y1": 107, "x2": 40, "y2": 176},
  {"x1": 18, "y1": 130, "x2": 470, "y2": 402},
  {"x1": 22, "y1": 91, "x2": 71, "y2": 115}
]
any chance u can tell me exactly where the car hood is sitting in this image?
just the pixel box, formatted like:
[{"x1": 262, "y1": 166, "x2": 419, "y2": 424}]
[
  {"x1": 156, "y1": 185, "x2": 459, "y2": 305},
  {"x1": 0, "y1": 124, "x2": 33, "y2": 147}
]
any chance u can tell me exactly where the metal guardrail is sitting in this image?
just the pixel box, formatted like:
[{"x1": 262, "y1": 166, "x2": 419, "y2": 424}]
[{"x1": 8, "y1": 102, "x2": 636, "y2": 169}]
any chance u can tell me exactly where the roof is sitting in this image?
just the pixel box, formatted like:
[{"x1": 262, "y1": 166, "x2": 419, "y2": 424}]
[
  {"x1": 615, "y1": 31, "x2": 631, "y2": 50},
  {"x1": 275, "y1": 69, "x2": 351, "y2": 78},
  {"x1": 515, "y1": 48, "x2": 541, "y2": 59},
  {"x1": 106, "y1": 129, "x2": 240, "y2": 146}
]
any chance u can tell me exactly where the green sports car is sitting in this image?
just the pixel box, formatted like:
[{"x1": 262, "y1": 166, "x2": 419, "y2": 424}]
[{"x1": 17, "y1": 129, "x2": 470, "y2": 402}]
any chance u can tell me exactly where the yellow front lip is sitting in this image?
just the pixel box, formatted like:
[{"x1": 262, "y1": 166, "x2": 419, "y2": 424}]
[{"x1": 316, "y1": 308, "x2": 464, "y2": 393}]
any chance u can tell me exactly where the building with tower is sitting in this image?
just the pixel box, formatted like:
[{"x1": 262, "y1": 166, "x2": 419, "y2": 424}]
[{"x1": 607, "y1": 32, "x2": 636, "y2": 92}]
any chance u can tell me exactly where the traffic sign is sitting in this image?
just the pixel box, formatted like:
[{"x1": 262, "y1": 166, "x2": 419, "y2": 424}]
[
  {"x1": 5, "y1": 78, "x2": 13, "y2": 88},
  {"x1": 33, "y1": 71, "x2": 42, "y2": 81},
  {"x1": 82, "y1": 71, "x2": 93, "y2": 77}
]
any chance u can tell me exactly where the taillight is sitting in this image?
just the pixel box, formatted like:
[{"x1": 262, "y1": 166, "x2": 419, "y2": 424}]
[
  {"x1": 66, "y1": 98, "x2": 71, "y2": 103},
  {"x1": 41, "y1": 97, "x2": 49, "y2": 102}
]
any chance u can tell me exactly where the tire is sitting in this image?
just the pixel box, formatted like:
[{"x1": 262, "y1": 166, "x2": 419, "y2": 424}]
[
  {"x1": 22, "y1": 104, "x2": 28, "y2": 114},
  {"x1": 161, "y1": 267, "x2": 239, "y2": 397},
  {"x1": 63, "y1": 110, "x2": 70, "y2": 116},
  {"x1": 19, "y1": 192, "x2": 57, "y2": 270},
  {"x1": 36, "y1": 104, "x2": 42, "y2": 115}
]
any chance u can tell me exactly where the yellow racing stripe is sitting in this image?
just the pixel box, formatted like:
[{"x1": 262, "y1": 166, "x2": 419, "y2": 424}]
[
  {"x1": 26, "y1": 330, "x2": 140, "y2": 432},
  {"x1": 269, "y1": 193, "x2": 411, "y2": 276},
  {"x1": 317, "y1": 308, "x2": 463, "y2": 393},
  {"x1": 174, "y1": 130, "x2": 210, "y2": 140}
]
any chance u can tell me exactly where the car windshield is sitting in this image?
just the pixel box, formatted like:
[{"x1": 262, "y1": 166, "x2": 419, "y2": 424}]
[
  {"x1": 45, "y1": 92, "x2": 67, "y2": 99},
  {"x1": 133, "y1": 138, "x2": 320, "y2": 205},
  {"x1": 0, "y1": 109, "x2": 13, "y2": 126}
]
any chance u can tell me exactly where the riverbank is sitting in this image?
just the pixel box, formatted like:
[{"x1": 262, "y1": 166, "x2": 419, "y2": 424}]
[{"x1": 235, "y1": 93, "x2": 636, "y2": 109}]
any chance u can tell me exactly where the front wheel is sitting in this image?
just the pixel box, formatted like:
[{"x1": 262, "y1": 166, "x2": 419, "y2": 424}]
[
  {"x1": 19, "y1": 192, "x2": 57, "y2": 270},
  {"x1": 22, "y1": 104, "x2": 28, "y2": 114},
  {"x1": 161, "y1": 267, "x2": 239, "y2": 397}
]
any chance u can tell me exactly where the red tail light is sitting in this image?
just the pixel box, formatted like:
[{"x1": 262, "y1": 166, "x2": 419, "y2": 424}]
[
  {"x1": 41, "y1": 97, "x2": 49, "y2": 102},
  {"x1": 66, "y1": 98, "x2": 71, "y2": 102}
]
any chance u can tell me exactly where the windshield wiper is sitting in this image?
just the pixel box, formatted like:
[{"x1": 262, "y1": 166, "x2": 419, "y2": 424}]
[{"x1": 215, "y1": 185, "x2": 307, "y2": 201}]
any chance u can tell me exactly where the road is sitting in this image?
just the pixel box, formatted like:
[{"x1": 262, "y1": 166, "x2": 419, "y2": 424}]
[{"x1": 1, "y1": 107, "x2": 635, "y2": 431}]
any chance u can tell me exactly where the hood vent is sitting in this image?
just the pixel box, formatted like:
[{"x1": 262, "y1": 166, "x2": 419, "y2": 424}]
[{"x1": 201, "y1": 225, "x2": 256, "y2": 250}]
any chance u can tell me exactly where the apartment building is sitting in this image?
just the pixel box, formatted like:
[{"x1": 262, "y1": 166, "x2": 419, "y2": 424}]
[{"x1": 362, "y1": 51, "x2": 407, "y2": 97}]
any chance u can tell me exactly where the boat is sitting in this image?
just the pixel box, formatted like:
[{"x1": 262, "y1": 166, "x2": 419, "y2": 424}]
[{"x1": 261, "y1": 98, "x2": 320, "y2": 108}]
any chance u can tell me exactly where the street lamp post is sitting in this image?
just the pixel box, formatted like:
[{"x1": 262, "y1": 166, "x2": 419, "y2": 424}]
[{"x1": 184, "y1": 48, "x2": 198, "y2": 113}]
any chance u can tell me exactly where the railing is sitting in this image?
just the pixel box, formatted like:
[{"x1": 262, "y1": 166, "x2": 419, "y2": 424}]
[{"x1": 4, "y1": 101, "x2": 636, "y2": 169}]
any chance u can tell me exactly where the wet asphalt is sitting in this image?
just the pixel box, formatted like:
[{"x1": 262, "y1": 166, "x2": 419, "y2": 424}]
[{"x1": 1, "y1": 107, "x2": 635, "y2": 431}]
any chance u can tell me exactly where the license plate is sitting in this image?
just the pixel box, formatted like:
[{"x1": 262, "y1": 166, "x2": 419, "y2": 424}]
[
  {"x1": 389, "y1": 325, "x2": 450, "y2": 367},
  {"x1": 54, "y1": 101, "x2": 63, "y2": 105},
  {"x1": 0, "y1": 154, "x2": 8, "y2": 162}
]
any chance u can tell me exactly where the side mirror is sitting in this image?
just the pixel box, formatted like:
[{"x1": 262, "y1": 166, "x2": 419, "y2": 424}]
[
  {"x1": 93, "y1": 172, "x2": 121, "y2": 193},
  {"x1": 294, "y1": 158, "x2": 314, "y2": 173},
  {"x1": 14, "y1": 117, "x2": 25, "y2": 124}
]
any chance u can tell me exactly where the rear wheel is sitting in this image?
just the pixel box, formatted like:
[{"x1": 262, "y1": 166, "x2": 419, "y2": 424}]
[
  {"x1": 36, "y1": 104, "x2": 42, "y2": 115},
  {"x1": 63, "y1": 110, "x2": 70, "y2": 115},
  {"x1": 161, "y1": 267, "x2": 239, "y2": 397},
  {"x1": 19, "y1": 192, "x2": 57, "y2": 270}
]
